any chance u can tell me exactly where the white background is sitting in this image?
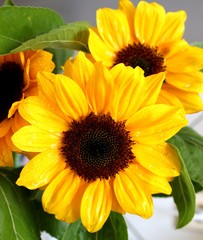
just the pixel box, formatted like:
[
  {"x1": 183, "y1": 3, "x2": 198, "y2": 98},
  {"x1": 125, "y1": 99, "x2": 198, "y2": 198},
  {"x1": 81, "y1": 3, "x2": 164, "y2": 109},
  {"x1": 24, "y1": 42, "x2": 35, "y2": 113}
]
[
  {"x1": 2, "y1": 0, "x2": 203, "y2": 239},
  {"x1": 11, "y1": 0, "x2": 203, "y2": 43}
]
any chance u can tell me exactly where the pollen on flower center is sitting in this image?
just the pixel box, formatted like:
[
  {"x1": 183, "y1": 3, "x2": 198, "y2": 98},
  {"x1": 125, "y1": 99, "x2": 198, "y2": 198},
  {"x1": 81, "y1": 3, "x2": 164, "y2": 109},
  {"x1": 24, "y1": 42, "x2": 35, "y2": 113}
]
[
  {"x1": 0, "y1": 62, "x2": 24, "y2": 122},
  {"x1": 61, "y1": 112, "x2": 135, "y2": 181},
  {"x1": 113, "y1": 42, "x2": 166, "y2": 77}
]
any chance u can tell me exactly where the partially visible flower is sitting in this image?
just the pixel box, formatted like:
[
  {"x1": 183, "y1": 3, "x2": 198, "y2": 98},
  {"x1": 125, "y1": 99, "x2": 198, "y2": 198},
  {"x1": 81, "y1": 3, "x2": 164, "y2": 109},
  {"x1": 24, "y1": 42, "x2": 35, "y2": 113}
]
[
  {"x1": 0, "y1": 50, "x2": 55, "y2": 166},
  {"x1": 88, "y1": 0, "x2": 203, "y2": 113},
  {"x1": 12, "y1": 52, "x2": 187, "y2": 232}
]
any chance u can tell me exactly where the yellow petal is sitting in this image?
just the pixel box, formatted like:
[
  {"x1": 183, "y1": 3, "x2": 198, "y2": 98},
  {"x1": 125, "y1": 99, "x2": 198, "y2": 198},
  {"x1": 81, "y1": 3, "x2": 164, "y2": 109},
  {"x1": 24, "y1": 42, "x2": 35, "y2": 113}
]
[
  {"x1": 119, "y1": 0, "x2": 136, "y2": 39},
  {"x1": 157, "y1": 11, "x2": 186, "y2": 46},
  {"x1": 166, "y1": 42, "x2": 203, "y2": 73},
  {"x1": 114, "y1": 167, "x2": 153, "y2": 217},
  {"x1": 42, "y1": 168, "x2": 81, "y2": 216},
  {"x1": 16, "y1": 149, "x2": 66, "y2": 189},
  {"x1": 55, "y1": 74, "x2": 89, "y2": 120},
  {"x1": 37, "y1": 72, "x2": 58, "y2": 105},
  {"x1": 109, "y1": 179, "x2": 125, "y2": 214},
  {"x1": 12, "y1": 125, "x2": 60, "y2": 152},
  {"x1": 126, "y1": 104, "x2": 187, "y2": 144},
  {"x1": 133, "y1": 142, "x2": 180, "y2": 177},
  {"x1": 163, "y1": 84, "x2": 203, "y2": 113},
  {"x1": 88, "y1": 28, "x2": 115, "y2": 67},
  {"x1": 86, "y1": 62, "x2": 113, "y2": 114},
  {"x1": 157, "y1": 89, "x2": 184, "y2": 109},
  {"x1": 97, "y1": 8, "x2": 131, "y2": 50},
  {"x1": 64, "y1": 52, "x2": 94, "y2": 92},
  {"x1": 166, "y1": 71, "x2": 203, "y2": 92},
  {"x1": 134, "y1": 1, "x2": 165, "y2": 46},
  {"x1": 81, "y1": 179, "x2": 112, "y2": 232},
  {"x1": 8, "y1": 99, "x2": 21, "y2": 118},
  {"x1": 130, "y1": 163, "x2": 172, "y2": 195},
  {"x1": 140, "y1": 72, "x2": 165, "y2": 107},
  {"x1": 18, "y1": 96, "x2": 68, "y2": 132},
  {"x1": 110, "y1": 65, "x2": 145, "y2": 121},
  {"x1": 61, "y1": 182, "x2": 87, "y2": 223}
]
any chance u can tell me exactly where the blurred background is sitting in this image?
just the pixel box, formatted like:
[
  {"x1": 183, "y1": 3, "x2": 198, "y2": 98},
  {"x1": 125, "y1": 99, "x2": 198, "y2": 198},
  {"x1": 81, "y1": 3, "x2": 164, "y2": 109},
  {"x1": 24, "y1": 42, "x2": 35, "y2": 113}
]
[
  {"x1": 2, "y1": 0, "x2": 203, "y2": 239},
  {"x1": 5, "y1": 0, "x2": 203, "y2": 43}
]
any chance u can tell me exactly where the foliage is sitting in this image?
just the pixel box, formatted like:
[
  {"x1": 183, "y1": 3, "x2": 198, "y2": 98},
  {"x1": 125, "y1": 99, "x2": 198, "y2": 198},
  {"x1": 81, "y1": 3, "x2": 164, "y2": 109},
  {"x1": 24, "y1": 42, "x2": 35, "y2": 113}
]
[{"x1": 0, "y1": 1, "x2": 203, "y2": 239}]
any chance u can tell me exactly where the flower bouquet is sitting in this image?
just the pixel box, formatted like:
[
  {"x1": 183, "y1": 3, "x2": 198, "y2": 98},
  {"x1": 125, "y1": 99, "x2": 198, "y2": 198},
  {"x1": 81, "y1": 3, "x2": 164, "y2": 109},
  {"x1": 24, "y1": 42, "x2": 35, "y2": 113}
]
[{"x1": 0, "y1": 0, "x2": 203, "y2": 239}]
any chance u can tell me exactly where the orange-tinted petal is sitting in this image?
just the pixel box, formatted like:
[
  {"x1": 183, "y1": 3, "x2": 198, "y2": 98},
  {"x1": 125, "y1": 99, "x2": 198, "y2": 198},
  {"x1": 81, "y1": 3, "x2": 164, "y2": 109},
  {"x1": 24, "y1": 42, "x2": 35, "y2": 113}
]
[
  {"x1": 11, "y1": 111, "x2": 28, "y2": 133},
  {"x1": 28, "y1": 50, "x2": 55, "y2": 80},
  {"x1": 5, "y1": 129, "x2": 19, "y2": 152},
  {"x1": 0, "y1": 137, "x2": 13, "y2": 166},
  {"x1": 0, "y1": 119, "x2": 10, "y2": 137}
]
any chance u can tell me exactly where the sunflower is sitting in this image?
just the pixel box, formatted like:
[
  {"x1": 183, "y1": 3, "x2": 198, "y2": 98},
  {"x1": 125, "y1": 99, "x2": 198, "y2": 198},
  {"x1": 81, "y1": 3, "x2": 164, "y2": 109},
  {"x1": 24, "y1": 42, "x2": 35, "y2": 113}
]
[
  {"x1": 12, "y1": 52, "x2": 187, "y2": 232},
  {"x1": 0, "y1": 50, "x2": 55, "y2": 166},
  {"x1": 88, "y1": 0, "x2": 203, "y2": 113}
]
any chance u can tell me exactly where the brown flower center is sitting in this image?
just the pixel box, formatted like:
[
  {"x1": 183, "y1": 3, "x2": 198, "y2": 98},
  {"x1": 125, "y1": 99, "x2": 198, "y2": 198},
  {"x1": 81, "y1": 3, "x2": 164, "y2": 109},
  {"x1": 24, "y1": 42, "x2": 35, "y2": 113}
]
[
  {"x1": 113, "y1": 42, "x2": 166, "y2": 77},
  {"x1": 0, "y1": 62, "x2": 24, "y2": 122},
  {"x1": 61, "y1": 112, "x2": 134, "y2": 181}
]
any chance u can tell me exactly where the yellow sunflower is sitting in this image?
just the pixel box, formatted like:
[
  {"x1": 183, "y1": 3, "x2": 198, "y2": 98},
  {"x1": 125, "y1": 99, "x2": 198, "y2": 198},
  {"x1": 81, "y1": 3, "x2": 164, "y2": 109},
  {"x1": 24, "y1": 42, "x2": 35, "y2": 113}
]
[
  {"x1": 12, "y1": 52, "x2": 187, "y2": 232},
  {"x1": 88, "y1": 0, "x2": 203, "y2": 113},
  {"x1": 0, "y1": 50, "x2": 55, "y2": 166}
]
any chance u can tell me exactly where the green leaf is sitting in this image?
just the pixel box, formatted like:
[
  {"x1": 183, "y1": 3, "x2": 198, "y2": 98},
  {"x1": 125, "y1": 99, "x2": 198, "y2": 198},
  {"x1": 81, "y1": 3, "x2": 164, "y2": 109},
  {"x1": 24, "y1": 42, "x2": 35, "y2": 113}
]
[
  {"x1": 11, "y1": 21, "x2": 90, "y2": 53},
  {"x1": 96, "y1": 212, "x2": 128, "y2": 240},
  {"x1": 169, "y1": 127, "x2": 203, "y2": 188},
  {"x1": 0, "y1": 6, "x2": 65, "y2": 55},
  {"x1": 3, "y1": 0, "x2": 15, "y2": 6},
  {"x1": 191, "y1": 42, "x2": 203, "y2": 48},
  {"x1": 0, "y1": 168, "x2": 41, "y2": 240},
  {"x1": 35, "y1": 200, "x2": 68, "y2": 239},
  {"x1": 167, "y1": 144, "x2": 196, "y2": 228},
  {"x1": 47, "y1": 48, "x2": 74, "y2": 74},
  {"x1": 60, "y1": 212, "x2": 128, "y2": 240}
]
